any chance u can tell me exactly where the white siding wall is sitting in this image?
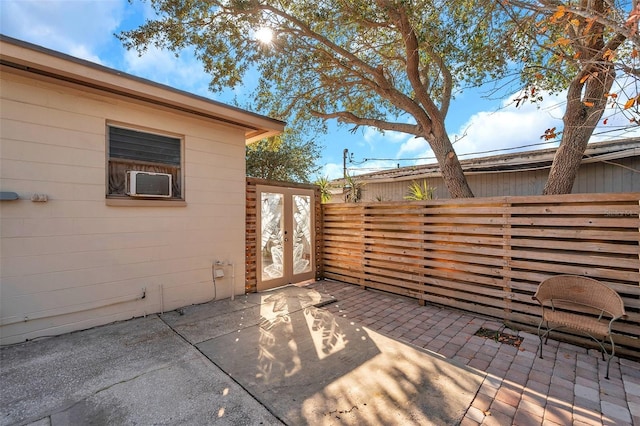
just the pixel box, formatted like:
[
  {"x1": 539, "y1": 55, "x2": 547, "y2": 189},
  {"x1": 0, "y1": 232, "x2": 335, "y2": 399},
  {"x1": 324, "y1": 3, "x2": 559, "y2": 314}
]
[{"x1": 0, "y1": 71, "x2": 247, "y2": 344}]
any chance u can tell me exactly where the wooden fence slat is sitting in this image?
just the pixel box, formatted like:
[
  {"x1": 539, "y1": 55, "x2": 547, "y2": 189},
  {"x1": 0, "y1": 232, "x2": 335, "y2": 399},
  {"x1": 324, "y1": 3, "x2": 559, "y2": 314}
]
[
  {"x1": 509, "y1": 237, "x2": 638, "y2": 255},
  {"x1": 322, "y1": 192, "x2": 640, "y2": 357},
  {"x1": 507, "y1": 216, "x2": 638, "y2": 227},
  {"x1": 508, "y1": 227, "x2": 640, "y2": 242},
  {"x1": 510, "y1": 248, "x2": 639, "y2": 269}
]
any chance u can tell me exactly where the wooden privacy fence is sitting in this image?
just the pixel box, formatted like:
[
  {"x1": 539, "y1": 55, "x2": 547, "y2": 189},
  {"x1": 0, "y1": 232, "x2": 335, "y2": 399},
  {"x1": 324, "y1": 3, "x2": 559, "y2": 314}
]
[{"x1": 323, "y1": 193, "x2": 640, "y2": 358}]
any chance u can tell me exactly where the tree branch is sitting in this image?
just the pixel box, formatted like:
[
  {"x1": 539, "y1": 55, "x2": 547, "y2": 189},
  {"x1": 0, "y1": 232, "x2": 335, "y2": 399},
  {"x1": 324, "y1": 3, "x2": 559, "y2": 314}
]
[
  {"x1": 262, "y1": 3, "x2": 432, "y2": 129},
  {"x1": 390, "y1": 2, "x2": 451, "y2": 121},
  {"x1": 310, "y1": 110, "x2": 422, "y2": 135}
]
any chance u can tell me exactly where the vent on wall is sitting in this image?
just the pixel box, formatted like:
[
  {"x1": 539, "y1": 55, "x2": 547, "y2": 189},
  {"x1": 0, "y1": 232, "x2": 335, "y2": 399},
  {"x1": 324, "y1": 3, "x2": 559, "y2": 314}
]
[{"x1": 126, "y1": 171, "x2": 172, "y2": 198}]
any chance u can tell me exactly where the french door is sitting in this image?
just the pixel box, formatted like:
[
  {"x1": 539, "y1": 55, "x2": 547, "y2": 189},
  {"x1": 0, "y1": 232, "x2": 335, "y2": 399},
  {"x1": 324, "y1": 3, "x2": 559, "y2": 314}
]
[{"x1": 257, "y1": 185, "x2": 315, "y2": 291}]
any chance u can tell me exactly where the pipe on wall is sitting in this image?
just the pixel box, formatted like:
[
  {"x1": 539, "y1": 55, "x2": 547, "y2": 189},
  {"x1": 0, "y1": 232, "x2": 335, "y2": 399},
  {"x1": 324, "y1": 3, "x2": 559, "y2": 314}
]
[{"x1": 0, "y1": 288, "x2": 146, "y2": 326}]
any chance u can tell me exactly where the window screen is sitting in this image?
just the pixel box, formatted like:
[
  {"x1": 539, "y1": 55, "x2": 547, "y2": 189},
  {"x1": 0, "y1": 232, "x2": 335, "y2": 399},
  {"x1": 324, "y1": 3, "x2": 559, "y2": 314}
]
[{"x1": 109, "y1": 127, "x2": 180, "y2": 165}]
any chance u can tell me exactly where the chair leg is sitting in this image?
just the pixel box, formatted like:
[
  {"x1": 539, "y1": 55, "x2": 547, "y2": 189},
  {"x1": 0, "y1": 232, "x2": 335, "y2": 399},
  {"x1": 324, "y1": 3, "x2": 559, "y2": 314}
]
[
  {"x1": 605, "y1": 334, "x2": 616, "y2": 380},
  {"x1": 537, "y1": 321, "x2": 545, "y2": 359}
]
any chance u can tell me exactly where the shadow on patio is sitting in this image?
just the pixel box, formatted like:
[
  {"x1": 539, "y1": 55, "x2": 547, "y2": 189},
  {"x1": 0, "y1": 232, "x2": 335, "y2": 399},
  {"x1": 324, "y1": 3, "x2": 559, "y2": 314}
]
[
  {"x1": 164, "y1": 284, "x2": 484, "y2": 425},
  {"x1": 2, "y1": 280, "x2": 637, "y2": 425},
  {"x1": 307, "y1": 280, "x2": 640, "y2": 426}
]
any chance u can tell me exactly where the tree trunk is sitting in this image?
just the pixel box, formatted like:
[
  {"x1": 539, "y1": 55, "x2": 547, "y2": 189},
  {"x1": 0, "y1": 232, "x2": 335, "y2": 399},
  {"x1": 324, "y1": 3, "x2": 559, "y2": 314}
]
[
  {"x1": 543, "y1": 95, "x2": 593, "y2": 194},
  {"x1": 542, "y1": 0, "x2": 619, "y2": 196},
  {"x1": 543, "y1": 65, "x2": 615, "y2": 195},
  {"x1": 427, "y1": 128, "x2": 474, "y2": 198},
  {"x1": 542, "y1": 132, "x2": 589, "y2": 195}
]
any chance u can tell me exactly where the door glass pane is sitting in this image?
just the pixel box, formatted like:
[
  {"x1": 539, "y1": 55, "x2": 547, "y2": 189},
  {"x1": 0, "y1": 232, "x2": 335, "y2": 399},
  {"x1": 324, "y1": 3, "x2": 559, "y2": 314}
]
[
  {"x1": 292, "y1": 195, "x2": 312, "y2": 275},
  {"x1": 261, "y1": 192, "x2": 284, "y2": 281}
]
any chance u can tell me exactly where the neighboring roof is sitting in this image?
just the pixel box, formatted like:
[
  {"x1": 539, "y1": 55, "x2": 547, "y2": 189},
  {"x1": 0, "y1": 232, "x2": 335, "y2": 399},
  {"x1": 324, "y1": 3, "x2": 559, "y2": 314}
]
[
  {"x1": 0, "y1": 35, "x2": 285, "y2": 143},
  {"x1": 342, "y1": 138, "x2": 640, "y2": 184}
]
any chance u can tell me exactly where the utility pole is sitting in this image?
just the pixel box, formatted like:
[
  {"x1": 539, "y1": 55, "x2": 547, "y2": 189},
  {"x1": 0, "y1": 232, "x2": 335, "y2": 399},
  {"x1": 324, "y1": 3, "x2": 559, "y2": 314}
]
[
  {"x1": 343, "y1": 148, "x2": 348, "y2": 180},
  {"x1": 343, "y1": 148, "x2": 349, "y2": 201}
]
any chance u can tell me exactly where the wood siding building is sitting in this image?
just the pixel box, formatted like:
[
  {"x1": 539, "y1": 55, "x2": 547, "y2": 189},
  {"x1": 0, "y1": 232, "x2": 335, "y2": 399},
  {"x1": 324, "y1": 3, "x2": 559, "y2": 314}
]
[
  {"x1": 0, "y1": 36, "x2": 284, "y2": 345},
  {"x1": 330, "y1": 139, "x2": 639, "y2": 202}
]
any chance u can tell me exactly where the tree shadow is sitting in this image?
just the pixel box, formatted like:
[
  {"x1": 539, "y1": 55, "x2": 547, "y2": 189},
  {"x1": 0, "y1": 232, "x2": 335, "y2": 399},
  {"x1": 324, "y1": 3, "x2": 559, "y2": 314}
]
[{"x1": 197, "y1": 286, "x2": 484, "y2": 425}]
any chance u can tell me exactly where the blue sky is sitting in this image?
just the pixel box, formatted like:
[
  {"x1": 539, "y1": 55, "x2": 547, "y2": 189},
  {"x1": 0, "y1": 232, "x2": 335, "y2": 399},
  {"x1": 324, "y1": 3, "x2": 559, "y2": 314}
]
[{"x1": 2, "y1": 0, "x2": 637, "y2": 180}]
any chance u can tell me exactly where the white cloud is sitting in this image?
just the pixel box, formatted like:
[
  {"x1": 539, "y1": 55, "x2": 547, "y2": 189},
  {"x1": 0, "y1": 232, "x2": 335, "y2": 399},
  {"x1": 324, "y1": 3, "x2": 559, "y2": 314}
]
[
  {"x1": 332, "y1": 86, "x2": 640, "y2": 179},
  {"x1": 321, "y1": 157, "x2": 404, "y2": 180},
  {"x1": 397, "y1": 136, "x2": 430, "y2": 158},
  {"x1": 319, "y1": 163, "x2": 343, "y2": 180},
  {"x1": 363, "y1": 127, "x2": 408, "y2": 144},
  {"x1": 352, "y1": 117, "x2": 420, "y2": 155},
  {"x1": 348, "y1": 159, "x2": 400, "y2": 175},
  {"x1": 590, "y1": 81, "x2": 640, "y2": 140},
  {"x1": 5, "y1": 0, "x2": 637, "y2": 182},
  {"x1": 450, "y1": 92, "x2": 566, "y2": 159},
  {"x1": 449, "y1": 87, "x2": 640, "y2": 159},
  {"x1": 591, "y1": 115, "x2": 640, "y2": 141},
  {"x1": 124, "y1": 46, "x2": 185, "y2": 82},
  {"x1": 362, "y1": 127, "x2": 380, "y2": 143},
  {"x1": 68, "y1": 45, "x2": 104, "y2": 65},
  {"x1": 342, "y1": 94, "x2": 567, "y2": 170},
  {"x1": 123, "y1": 46, "x2": 219, "y2": 101},
  {"x1": 347, "y1": 89, "x2": 633, "y2": 173}
]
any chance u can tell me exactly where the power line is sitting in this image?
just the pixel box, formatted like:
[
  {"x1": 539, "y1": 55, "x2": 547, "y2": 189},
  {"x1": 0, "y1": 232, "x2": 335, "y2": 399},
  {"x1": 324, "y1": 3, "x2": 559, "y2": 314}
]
[
  {"x1": 351, "y1": 127, "x2": 638, "y2": 165},
  {"x1": 355, "y1": 139, "x2": 559, "y2": 163}
]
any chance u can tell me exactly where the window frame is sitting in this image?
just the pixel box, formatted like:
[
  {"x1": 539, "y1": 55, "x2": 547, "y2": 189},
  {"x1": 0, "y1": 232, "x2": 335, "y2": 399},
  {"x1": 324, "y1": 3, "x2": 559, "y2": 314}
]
[{"x1": 105, "y1": 122, "x2": 186, "y2": 206}]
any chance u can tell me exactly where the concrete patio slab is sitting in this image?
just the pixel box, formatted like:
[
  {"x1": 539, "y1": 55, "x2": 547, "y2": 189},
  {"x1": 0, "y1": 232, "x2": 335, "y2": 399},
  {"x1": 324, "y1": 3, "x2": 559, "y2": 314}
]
[
  {"x1": 162, "y1": 285, "x2": 337, "y2": 345},
  {"x1": 1, "y1": 284, "x2": 484, "y2": 426},
  {"x1": 197, "y1": 287, "x2": 485, "y2": 425},
  {"x1": 0, "y1": 316, "x2": 282, "y2": 426},
  {"x1": 6, "y1": 281, "x2": 634, "y2": 425}
]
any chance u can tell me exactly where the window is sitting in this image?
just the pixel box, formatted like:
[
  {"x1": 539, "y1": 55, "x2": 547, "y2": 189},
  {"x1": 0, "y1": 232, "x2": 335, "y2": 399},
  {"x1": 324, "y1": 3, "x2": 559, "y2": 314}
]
[{"x1": 107, "y1": 125, "x2": 183, "y2": 200}]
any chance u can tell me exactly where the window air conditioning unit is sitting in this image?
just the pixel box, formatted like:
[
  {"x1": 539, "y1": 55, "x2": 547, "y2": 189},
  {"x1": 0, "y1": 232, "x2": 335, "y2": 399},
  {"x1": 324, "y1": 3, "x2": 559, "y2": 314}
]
[{"x1": 126, "y1": 171, "x2": 172, "y2": 198}]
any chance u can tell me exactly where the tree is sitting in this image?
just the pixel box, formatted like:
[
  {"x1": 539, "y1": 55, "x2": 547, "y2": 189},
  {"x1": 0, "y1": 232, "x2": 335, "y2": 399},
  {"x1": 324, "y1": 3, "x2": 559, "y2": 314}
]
[
  {"x1": 246, "y1": 128, "x2": 321, "y2": 183},
  {"x1": 503, "y1": 0, "x2": 640, "y2": 194},
  {"x1": 118, "y1": 0, "x2": 520, "y2": 198},
  {"x1": 314, "y1": 176, "x2": 333, "y2": 203},
  {"x1": 404, "y1": 180, "x2": 436, "y2": 200},
  {"x1": 343, "y1": 172, "x2": 364, "y2": 203}
]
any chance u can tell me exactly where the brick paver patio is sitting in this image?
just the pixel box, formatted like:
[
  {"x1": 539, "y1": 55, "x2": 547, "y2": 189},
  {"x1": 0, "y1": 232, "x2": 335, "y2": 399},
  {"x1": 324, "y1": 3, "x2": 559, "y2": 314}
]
[{"x1": 309, "y1": 280, "x2": 640, "y2": 426}]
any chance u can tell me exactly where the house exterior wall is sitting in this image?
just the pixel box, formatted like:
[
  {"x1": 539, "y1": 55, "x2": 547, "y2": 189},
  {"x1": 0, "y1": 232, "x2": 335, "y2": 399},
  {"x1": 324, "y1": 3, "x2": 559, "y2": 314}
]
[
  {"x1": 0, "y1": 70, "x2": 247, "y2": 344},
  {"x1": 343, "y1": 156, "x2": 640, "y2": 202}
]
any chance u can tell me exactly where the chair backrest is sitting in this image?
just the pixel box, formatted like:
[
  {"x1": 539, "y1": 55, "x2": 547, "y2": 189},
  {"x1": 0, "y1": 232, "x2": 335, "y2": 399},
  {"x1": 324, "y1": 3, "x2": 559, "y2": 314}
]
[{"x1": 534, "y1": 275, "x2": 626, "y2": 319}]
